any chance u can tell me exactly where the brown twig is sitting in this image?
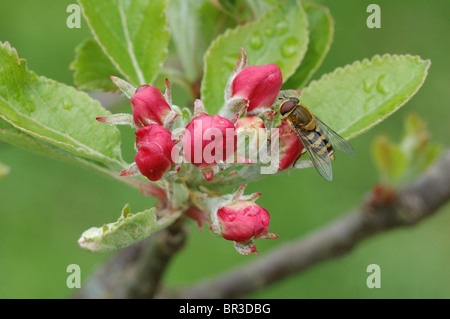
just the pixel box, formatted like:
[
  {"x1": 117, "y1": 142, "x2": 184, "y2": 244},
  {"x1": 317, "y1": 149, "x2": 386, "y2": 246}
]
[{"x1": 156, "y1": 149, "x2": 450, "y2": 298}]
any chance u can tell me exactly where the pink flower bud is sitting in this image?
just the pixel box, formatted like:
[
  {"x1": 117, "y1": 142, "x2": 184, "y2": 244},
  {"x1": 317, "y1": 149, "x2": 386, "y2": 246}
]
[
  {"x1": 132, "y1": 124, "x2": 177, "y2": 181},
  {"x1": 214, "y1": 200, "x2": 271, "y2": 243},
  {"x1": 232, "y1": 64, "x2": 282, "y2": 111},
  {"x1": 235, "y1": 116, "x2": 266, "y2": 161},
  {"x1": 130, "y1": 85, "x2": 171, "y2": 127},
  {"x1": 278, "y1": 121, "x2": 304, "y2": 170},
  {"x1": 183, "y1": 114, "x2": 237, "y2": 176}
]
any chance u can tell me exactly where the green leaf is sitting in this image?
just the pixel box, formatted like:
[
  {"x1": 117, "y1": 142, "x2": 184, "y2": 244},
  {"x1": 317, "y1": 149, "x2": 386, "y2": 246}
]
[
  {"x1": 372, "y1": 135, "x2": 408, "y2": 183},
  {"x1": 201, "y1": 0, "x2": 308, "y2": 114},
  {"x1": 282, "y1": 2, "x2": 334, "y2": 89},
  {"x1": 78, "y1": 204, "x2": 181, "y2": 253},
  {"x1": 78, "y1": 0, "x2": 170, "y2": 86},
  {"x1": 70, "y1": 39, "x2": 121, "y2": 91},
  {"x1": 0, "y1": 161, "x2": 9, "y2": 179},
  {"x1": 167, "y1": 0, "x2": 205, "y2": 83},
  {"x1": 0, "y1": 42, "x2": 124, "y2": 170},
  {"x1": 371, "y1": 112, "x2": 440, "y2": 186},
  {"x1": 197, "y1": 1, "x2": 237, "y2": 48},
  {"x1": 0, "y1": 119, "x2": 119, "y2": 178},
  {"x1": 299, "y1": 54, "x2": 431, "y2": 139}
]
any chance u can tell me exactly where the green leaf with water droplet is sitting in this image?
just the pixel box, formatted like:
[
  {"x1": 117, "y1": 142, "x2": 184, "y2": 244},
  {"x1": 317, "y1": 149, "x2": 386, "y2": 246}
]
[
  {"x1": 0, "y1": 42, "x2": 125, "y2": 170},
  {"x1": 78, "y1": 0, "x2": 170, "y2": 86},
  {"x1": 282, "y1": 2, "x2": 334, "y2": 90},
  {"x1": 70, "y1": 39, "x2": 121, "y2": 91},
  {"x1": 201, "y1": 0, "x2": 308, "y2": 114},
  {"x1": 78, "y1": 204, "x2": 181, "y2": 253},
  {"x1": 299, "y1": 54, "x2": 431, "y2": 139}
]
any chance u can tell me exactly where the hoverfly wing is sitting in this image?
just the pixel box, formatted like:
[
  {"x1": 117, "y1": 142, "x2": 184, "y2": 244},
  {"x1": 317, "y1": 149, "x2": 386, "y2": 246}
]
[
  {"x1": 294, "y1": 126, "x2": 333, "y2": 181},
  {"x1": 315, "y1": 117, "x2": 355, "y2": 156}
]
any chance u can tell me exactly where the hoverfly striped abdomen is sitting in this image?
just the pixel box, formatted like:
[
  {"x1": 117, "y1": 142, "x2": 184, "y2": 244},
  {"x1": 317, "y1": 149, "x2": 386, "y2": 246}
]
[{"x1": 306, "y1": 125, "x2": 335, "y2": 160}]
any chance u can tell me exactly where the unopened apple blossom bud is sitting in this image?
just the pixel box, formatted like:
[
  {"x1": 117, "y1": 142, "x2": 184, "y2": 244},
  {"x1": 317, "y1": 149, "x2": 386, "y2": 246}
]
[
  {"x1": 182, "y1": 114, "x2": 236, "y2": 180},
  {"x1": 130, "y1": 85, "x2": 172, "y2": 127},
  {"x1": 126, "y1": 124, "x2": 177, "y2": 181},
  {"x1": 232, "y1": 64, "x2": 282, "y2": 112},
  {"x1": 211, "y1": 200, "x2": 277, "y2": 247},
  {"x1": 277, "y1": 121, "x2": 304, "y2": 170}
]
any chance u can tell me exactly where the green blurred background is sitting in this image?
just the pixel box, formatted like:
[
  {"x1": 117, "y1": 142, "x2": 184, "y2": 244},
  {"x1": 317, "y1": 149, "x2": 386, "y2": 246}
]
[{"x1": 0, "y1": 0, "x2": 449, "y2": 298}]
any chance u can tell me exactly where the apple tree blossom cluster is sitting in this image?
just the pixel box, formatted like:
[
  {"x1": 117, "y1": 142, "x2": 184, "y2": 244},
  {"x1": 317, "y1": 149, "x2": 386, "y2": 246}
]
[{"x1": 98, "y1": 48, "x2": 304, "y2": 254}]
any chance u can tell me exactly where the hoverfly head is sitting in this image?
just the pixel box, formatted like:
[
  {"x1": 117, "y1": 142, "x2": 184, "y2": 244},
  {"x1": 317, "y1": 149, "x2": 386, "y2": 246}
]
[{"x1": 279, "y1": 96, "x2": 299, "y2": 116}]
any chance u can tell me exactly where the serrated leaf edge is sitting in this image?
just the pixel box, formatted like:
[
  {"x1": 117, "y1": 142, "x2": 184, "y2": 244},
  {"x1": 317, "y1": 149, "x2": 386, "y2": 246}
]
[{"x1": 303, "y1": 54, "x2": 431, "y2": 139}]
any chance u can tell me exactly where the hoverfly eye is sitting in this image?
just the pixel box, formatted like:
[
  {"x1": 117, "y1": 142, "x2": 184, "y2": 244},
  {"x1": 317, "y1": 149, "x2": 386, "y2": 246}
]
[
  {"x1": 290, "y1": 97, "x2": 300, "y2": 105},
  {"x1": 280, "y1": 101, "x2": 296, "y2": 116}
]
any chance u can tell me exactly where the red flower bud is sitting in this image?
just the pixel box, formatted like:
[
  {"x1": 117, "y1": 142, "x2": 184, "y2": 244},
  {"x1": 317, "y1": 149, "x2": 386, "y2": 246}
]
[
  {"x1": 183, "y1": 114, "x2": 237, "y2": 172},
  {"x1": 133, "y1": 124, "x2": 177, "y2": 181},
  {"x1": 277, "y1": 121, "x2": 304, "y2": 170},
  {"x1": 135, "y1": 124, "x2": 173, "y2": 157},
  {"x1": 214, "y1": 200, "x2": 271, "y2": 243},
  {"x1": 130, "y1": 85, "x2": 171, "y2": 127},
  {"x1": 232, "y1": 64, "x2": 282, "y2": 111}
]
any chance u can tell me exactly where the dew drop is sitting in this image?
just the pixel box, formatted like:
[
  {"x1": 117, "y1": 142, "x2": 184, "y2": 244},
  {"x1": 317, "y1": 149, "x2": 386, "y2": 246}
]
[
  {"x1": 249, "y1": 31, "x2": 263, "y2": 50},
  {"x1": 281, "y1": 37, "x2": 299, "y2": 58},
  {"x1": 363, "y1": 78, "x2": 374, "y2": 93},
  {"x1": 264, "y1": 28, "x2": 273, "y2": 38},
  {"x1": 224, "y1": 54, "x2": 237, "y2": 70},
  {"x1": 376, "y1": 74, "x2": 388, "y2": 94},
  {"x1": 62, "y1": 101, "x2": 73, "y2": 110},
  {"x1": 276, "y1": 21, "x2": 288, "y2": 35}
]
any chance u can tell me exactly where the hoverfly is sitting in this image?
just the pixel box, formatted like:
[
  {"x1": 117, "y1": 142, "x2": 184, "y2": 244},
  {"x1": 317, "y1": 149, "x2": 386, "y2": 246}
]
[{"x1": 279, "y1": 97, "x2": 355, "y2": 181}]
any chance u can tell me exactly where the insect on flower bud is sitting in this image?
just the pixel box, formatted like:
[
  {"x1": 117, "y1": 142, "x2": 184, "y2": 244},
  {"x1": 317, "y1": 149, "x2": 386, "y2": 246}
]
[
  {"x1": 212, "y1": 200, "x2": 277, "y2": 245},
  {"x1": 129, "y1": 124, "x2": 178, "y2": 181},
  {"x1": 232, "y1": 63, "x2": 282, "y2": 112},
  {"x1": 277, "y1": 121, "x2": 305, "y2": 170},
  {"x1": 182, "y1": 114, "x2": 237, "y2": 180},
  {"x1": 130, "y1": 85, "x2": 172, "y2": 127}
]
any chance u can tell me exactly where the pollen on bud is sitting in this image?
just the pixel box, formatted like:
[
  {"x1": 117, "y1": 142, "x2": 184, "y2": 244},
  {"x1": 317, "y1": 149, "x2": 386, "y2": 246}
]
[
  {"x1": 182, "y1": 114, "x2": 237, "y2": 180},
  {"x1": 130, "y1": 85, "x2": 172, "y2": 127},
  {"x1": 277, "y1": 121, "x2": 304, "y2": 170},
  {"x1": 231, "y1": 63, "x2": 282, "y2": 112}
]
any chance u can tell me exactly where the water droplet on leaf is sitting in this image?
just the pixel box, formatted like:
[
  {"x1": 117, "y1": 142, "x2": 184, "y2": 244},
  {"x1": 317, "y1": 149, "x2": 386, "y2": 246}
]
[
  {"x1": 363, "y1": 78, "x2": 374, "y2": 93},
  {"x1": 281, "y1": 37, "x2": 299, "y2": 58},
  {"x1": 276, "y1": 21, "x2": 288, "y2": 35},
  {"x1": 62, "y1": 101, "x2": 73, "y2": 110},
  {"x1": 224, "y1": 55, "x2": 237, "y2": 70},
  {"x1": 249, "y1": 31, "x2": 263, "y2": 50},
  {"x1": 264, "y1": 29, "x2": 273, "y2": 38},
  {"x1": 376, "y1": 74, "x2": 388, "y2": 94}
]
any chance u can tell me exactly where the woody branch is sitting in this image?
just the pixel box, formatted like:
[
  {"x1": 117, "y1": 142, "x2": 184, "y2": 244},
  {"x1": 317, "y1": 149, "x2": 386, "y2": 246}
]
[{"x1": 157, "y1": 148, "x2": 450, "y2": 298}]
